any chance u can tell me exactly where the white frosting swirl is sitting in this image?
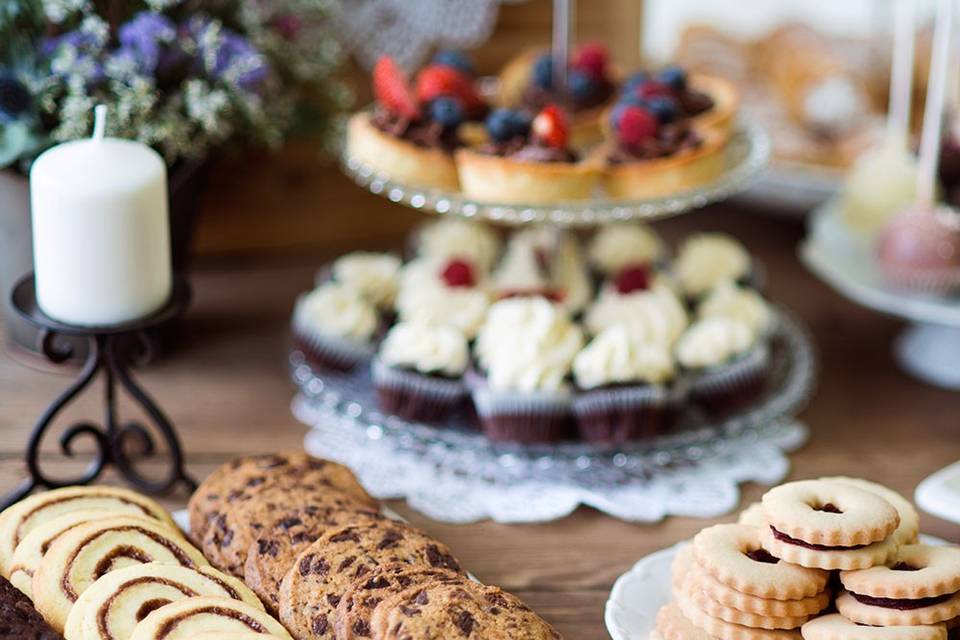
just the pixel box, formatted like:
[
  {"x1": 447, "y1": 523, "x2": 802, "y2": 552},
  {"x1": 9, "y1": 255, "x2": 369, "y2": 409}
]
[
  {"x1": 573, "y1": 326, "x2": 674, "y2": 389},
  {"x1": 698, "y1": 282, "x2": 772, "y2": 335},
  {"x1": 477, "y1": 297, "x2": 584, "y2": 392},
  {"x1": 331, "y1": 252, "x2": 401, "y2": 308},
  {"x1": 395, "y1": 282, "x2": 490, "y2": 339},
  {"x1": 675, "y1": 316, "x2": 757, "y2": 370},
  {"x1": 492, "y1": 236, "x2": 550, "y2": 294},
  {"x1": 674, "y1": 233, "x2": 751, "y2": 297},
  {"x1": 294, "y1": 283, "x2": 377, "y2": 343},
  {"x1": 584, "y1": 284, "x2": 688, "y2": 347},
  {"x1": 554, "y1": 233, "x2": 592, "y2": 313},
  {"x1": 378, "y1": 321, "x2": 469, "y2": 376},
  {"x1": 417, "y1": 220, "x2": 501, "y2": 273},
  {"x1": 588, "y1": 223, "x2": 665, "y2": 275}
]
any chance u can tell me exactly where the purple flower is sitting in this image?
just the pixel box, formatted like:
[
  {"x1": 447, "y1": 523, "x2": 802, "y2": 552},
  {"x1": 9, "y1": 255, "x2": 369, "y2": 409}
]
[
  {"x1": 118, "y1": 12, "x2": 178, "y2": 74},
  {"x1": 214, "y1": 32, "x2": 270, "y2": 90}
]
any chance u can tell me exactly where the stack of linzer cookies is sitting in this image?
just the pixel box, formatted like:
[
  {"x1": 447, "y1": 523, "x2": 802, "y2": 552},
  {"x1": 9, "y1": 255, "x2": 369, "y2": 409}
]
[
  {"x1": 657, "y1": 477, "x2": 960, "y2": 640},
  {"x1": 0, "y1": 451, "x2": 561, "y2": 640}
]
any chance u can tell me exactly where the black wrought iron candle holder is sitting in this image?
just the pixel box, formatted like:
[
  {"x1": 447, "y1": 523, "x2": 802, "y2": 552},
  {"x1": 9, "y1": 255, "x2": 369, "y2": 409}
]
[{"x1": 2, "y1": 274, "x2": 197, "y2": 510}]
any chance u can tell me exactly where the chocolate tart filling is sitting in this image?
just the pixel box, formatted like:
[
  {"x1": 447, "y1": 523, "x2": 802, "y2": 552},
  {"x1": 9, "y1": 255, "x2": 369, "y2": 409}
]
[
  {"x1": 607, "y1": 123, "x2": 702, "y2": 164},
  {"x1": 850, "y1": 591, "x2": 955, "y2": 611},
  {"x1": 478, "y1": 137, "x2": 578, "y2": 163},
  {"x1": 769, "y1": 526, "x2": 868, "y2": 552},
  {"x1": 522, "y1": 80, "x2": 615, "y2": 113},
  {"x1": 371, "y1": 109, "x2": 461, "y2": 152}
]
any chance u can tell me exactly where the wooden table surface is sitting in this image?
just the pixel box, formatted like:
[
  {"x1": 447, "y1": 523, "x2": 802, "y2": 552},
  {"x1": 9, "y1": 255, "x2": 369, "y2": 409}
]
[{"x1": 2, "y1": 203, "x2": 959, "y2": 639}]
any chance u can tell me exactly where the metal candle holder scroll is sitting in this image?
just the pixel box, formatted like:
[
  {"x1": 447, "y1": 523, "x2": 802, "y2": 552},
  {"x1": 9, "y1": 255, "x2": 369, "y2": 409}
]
[{"x1": 2, "y1": 274, "x2": 197, "y2": 510}]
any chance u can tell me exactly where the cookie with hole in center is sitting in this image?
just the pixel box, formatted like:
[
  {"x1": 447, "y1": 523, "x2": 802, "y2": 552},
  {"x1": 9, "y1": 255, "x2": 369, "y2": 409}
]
[
  {"x1": 800, "y1": 613, "x2": 946, "y2": 640},
  {"x1": 818, "y1": 477, "x2": 919, "y2": 545},
  {"x1": 836, "y1": 590, "x2": 960, "y2": 627},
  {"x1": 674, "y1": 590, "x2": 802, "y2": 640}
]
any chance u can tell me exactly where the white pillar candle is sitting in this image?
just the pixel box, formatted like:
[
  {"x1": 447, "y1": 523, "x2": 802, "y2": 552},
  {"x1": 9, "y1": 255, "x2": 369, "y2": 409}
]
[{"x1": 30, "y1": 106, "x2": 172, "y2": 326}]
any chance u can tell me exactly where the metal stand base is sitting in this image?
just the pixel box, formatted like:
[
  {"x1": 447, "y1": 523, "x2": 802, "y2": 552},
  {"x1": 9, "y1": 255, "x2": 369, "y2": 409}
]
[
  {"x1": 2, "y1": 275, "x2": 197, "y2": 510},
  {"x1": 895, "y1": 323, "x2": 960, "y2": 390}
]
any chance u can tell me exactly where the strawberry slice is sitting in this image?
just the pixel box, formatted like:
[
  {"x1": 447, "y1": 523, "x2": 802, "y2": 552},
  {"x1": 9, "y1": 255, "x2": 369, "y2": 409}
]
[
  {"x1": 416, "y1": 64, "x2": 481, "y2": 109},
  {"x1": 373, "y1": 56, "x2": 420, "y2": 119},
  {"x1": 531, "y1": 104, "x2": 569, "y2": 149}
]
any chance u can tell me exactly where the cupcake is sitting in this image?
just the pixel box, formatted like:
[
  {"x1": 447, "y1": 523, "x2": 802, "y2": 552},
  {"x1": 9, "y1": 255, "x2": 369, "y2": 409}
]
[
  {"x1": 587, "y1": 223, "x2": 666, "y2": 278},
  {"x1": 472, "y1": 297, "x2": 584, "y2": 443},
  {"x1": 455, "y1": 105, "x2": 599, "y2": 204},
  {"x1": 415, "y1": 219, "x2": 501, "y2": 274},
  {"x1": 697, "y1": 282, "x2": 775, "y2": 336},
  {"x1": 584, "y1": 281, "x2": 688, "y2": 347},
  {"x1": 572, "y1": 326, "x2": 680, "y2": 443},
  {"x1": 372, "y1": 321, "x2": 469, "y2": 423},
  {"x1": 292, "y1": 283, "x2": 378, "y2": 372},
  {"x1": 674, "y1": 316, "x2": 769, "y2": 413},
  {"x1": 395, "y1": 257, "x2": 491, "y2": 340},
  {"x1": 346, "y1": 56, "x2": 483, "y2": 190},
  {"x1": 329, "y1": 251, "x2": 401, "y2": 310},
  {"x1": 673, "y1": 233, "x2": 752, "y2": 300}
]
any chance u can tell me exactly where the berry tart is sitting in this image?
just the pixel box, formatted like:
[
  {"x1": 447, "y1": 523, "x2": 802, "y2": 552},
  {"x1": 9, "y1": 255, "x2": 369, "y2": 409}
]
[
  {"x1": 455, "y1": 105, "x2": 599, "y2": 204},
  {"x1": 595, "y1": 98, "x2": 726, "y2": 200},
  {"x1": 499, "y1": 43, "x2": 619, "y2": 147},
  {"x1": 346, "y1": 56, "x2": 482, "y2": 191}
]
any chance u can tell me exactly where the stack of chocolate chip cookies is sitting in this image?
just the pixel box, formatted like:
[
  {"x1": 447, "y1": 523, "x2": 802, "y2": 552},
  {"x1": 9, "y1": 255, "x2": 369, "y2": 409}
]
[{"x1": 654, "y1": 477, "x2": 960, "y2": 639}]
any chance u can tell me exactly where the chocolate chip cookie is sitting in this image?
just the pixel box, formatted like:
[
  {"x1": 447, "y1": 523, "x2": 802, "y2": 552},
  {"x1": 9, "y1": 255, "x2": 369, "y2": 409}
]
[
  {"x1": 277, "y1": 521, "x2": 463, "y2": 640},
  {"x1": 0, "y1": 574, "x2": 62, "y2": 640},
  {"x1": 188, "y1": 452, "x2": 377, "y2": 544},
  {"x1": 369, "y1": 579, "x2": 562, "y2": 640},
  {"x1": 335, "y1": 563, "x2": 463, "y2": 639}
]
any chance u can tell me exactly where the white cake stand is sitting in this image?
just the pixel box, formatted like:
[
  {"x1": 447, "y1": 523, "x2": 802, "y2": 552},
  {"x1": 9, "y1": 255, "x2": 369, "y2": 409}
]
[{"x1": 800, "y1": 202, "x2": 960, "y2": 389}]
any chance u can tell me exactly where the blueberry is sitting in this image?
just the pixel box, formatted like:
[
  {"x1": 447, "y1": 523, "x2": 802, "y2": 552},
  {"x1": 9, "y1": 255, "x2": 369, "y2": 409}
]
[
  {"x1": 486, "y1": 108, "x2": 518, "y2": 142},
  {"x1": 657, "y1": 66, "x2": 687, "y2": 91},
  {"x1": 430, "y1": 97, "x2": 464, "y2": 129},
  {"x1": 533, "y1": 54, "x2": 553, "y2": 89},
  {"x1": 433, "y1": 49, "x2": 474, "y2": 75},
  {"x1": 623, "y1": 71, "x2": 650, "y2": 91},
  {"x1": 644, "y1": 95, "x2": 678, "y2": 123},
  {"x1": 609, "y1": 103, "x2": 629, "y2": 131},
  {"x1": 506, "y1": 110, "x2": 532, "y2": 136},
  {"x1": 568, "y1": 69, "x2": 596, "y2": 100},
  {"x1": 0, "y1": 72, "x2": 31, "y2": 124},
  {"x1": 616, "y1": 93, "x2": 648, "y2": 110}
]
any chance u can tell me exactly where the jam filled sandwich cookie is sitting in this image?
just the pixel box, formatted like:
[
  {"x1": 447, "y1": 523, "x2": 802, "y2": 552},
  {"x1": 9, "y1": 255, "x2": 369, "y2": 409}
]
[
  {"x1": 31, "y1": 516, "x2": 207, "y2": 632},
  {"x1": 0, "y1": 486, "x2": 174, "y2": 578},
  {"x1": 0, "y1": 574, "x2": 62, "y2": 640},
  {"x1": 63, "y1": 562, "x2": 262, "y2": 640},
  {"x1": 801, "y1": 613, "x2": 948, "y2": 640},
  {"x1": 278, "y1": 521, "x2": 463, "y2": 640},
  {"x1": 817, "y1": 476, "x2": 920, "y2": 545},
  {"x1": 835, "y1": 544, "x2": 960, "y2": 627},
  {"x1": 760, "y1": 479, "x2": 901, "y2": 570},
  {"x1": 128, "y1": 596, "x2": 292, "y2": 640}
]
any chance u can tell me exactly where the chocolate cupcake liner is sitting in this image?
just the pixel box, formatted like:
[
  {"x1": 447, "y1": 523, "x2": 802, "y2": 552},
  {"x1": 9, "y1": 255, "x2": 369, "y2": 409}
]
[
  {"x1": 290, "y1": 320, "x2": 375, "y2": 373},
  {"x1": 371, "y1": 357, "x2": 466, "y2": 423},
  {"x1": 689, "y1": 341, "x2": 770, "y2": 414},
  {"x1": 573, "y1": 383, "x2": 673, "y2": 443},
  {"x1": 470, "y1": 382, "x2": 575, "y2": 444}
]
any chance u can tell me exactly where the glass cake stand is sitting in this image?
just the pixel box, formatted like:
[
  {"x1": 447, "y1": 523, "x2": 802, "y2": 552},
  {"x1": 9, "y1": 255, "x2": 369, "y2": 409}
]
[
  {"x1": 289, "y1": 307, "x2": 815, "y2": 486},
  {"x1": 339, "y1": 122, "x2": 770, "y2": 226}
]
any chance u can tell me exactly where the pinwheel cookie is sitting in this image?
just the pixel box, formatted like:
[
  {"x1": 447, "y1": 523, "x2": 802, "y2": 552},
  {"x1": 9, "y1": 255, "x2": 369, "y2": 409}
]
[{"x1": 128, "y1": 597, "x2": 291, "y2": 640}]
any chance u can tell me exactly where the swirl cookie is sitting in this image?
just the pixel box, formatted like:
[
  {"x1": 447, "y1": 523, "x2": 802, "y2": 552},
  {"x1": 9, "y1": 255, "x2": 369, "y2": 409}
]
[
  {"x1": 32, "y1": 516, "x2": 207, "y2": 632},
  {"x1": 801, "y1": 613, "x2": 947, "y2": 640},
  {"x1": 334, "y1": 564, "x2": 464, "y2": 639},
  {"x1": 0, "y1": 487, "x2": 174, "y2": 577},
  {"x1": 369, "y1": 580, "x2": 562, "y2": 640},
  {"x1": 128, "y1": 596, "x2": 292, "y2": 640},
  {"x1": 673, "y1": 546, "x2": 829, "y2": 618},
  {"x1": 63, "y1": 562, "x2": 262, "y2": 640},
  {"x1": 277, "y1": 521, "x2": 463, "y2": 640},
  {"x1": 243, "y1": 501, "x2": 383, "y2": 612},
  {"x1": 193, "y1": 634, "x2": 287, "y2": 640},
  {"x1": 0, "y1": 574, "x2": 63, "y2": 640},
  {"x1": 819, "y1": 477, "x2": 920, "y2": 545},
  {"x1": 9, "y1": 510, "x2": 113, "y2": 598},
  {"x1": 188, "y1": 453, "x2": 376, "y2": 544},
  {"x1": 692, "y1": 525, "x2": 829, "y2": 600}
]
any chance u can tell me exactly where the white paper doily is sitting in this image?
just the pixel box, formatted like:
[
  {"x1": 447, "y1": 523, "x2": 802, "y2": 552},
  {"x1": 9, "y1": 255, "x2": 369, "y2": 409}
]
[{"x1": 295, "y1": 396, "x2": 808, "y2": 524}]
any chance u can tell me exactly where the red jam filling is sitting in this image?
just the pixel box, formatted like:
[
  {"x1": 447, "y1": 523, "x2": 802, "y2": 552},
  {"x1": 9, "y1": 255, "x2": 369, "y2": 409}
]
[{"x1": 769, "y1": 526, "x2": 868, "y2": 552}]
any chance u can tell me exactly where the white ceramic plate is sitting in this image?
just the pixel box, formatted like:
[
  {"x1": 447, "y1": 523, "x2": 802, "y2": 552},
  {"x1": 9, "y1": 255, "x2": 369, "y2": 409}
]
[
  {"x1": 604, "y1": 535, "x2": 949, "y2": 640},
  {"x1": 916, "y1": 461, "x2": 960, "y2": 526}
]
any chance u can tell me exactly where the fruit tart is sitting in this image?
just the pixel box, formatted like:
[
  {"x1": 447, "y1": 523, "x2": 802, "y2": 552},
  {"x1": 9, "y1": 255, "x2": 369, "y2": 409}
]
[
  {"x1": 455, "y1": 105, "x2": 599, "y2": 204},
  {"x1": 346, "y1": 56, "x2": 482, "y2": 191},
  {"x1": 499, "y1": 43, "x2": 618, "y2": 147},
  {"x1": 595, "y1": 101, "x2": 725, "y2": 200}
]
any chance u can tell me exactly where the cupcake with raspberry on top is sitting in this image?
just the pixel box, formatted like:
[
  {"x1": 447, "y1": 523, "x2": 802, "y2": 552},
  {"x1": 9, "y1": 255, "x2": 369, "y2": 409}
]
[
  {"x1": 347, "y1": 55, "x2": 484, "y2": 190},
  {"x1": 455, "y1": 104, "x2": 599, "y2": 204}
]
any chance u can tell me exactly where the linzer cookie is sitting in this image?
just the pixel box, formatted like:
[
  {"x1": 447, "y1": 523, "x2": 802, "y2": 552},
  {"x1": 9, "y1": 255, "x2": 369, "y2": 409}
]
[
  {"x1": 63, "y1": 562, "x2": 263, "y2": 640},
  {"x1": 655, "y1": 602, "x2": 716, "y2": 640},
  {"x1": 675, "y1": 590, "x2": 803, "y2": 640},
  {"x1": 368, "y1": 579, "x2": 562, "y2": 640},
  {"x1": 819, "y1": 477, "x2": 920, "y2": 545},
  {"x1": 0, "y1": 486, "x2": 174, "y2": 578},
  {"x1": 760, "y1": 479, "x2": 901, "y2": 570},
  {"x1": 127, "y1": 596, "x2": 292, "y2": 640},
  {"x1": 187, "y1": 452, "x2": 376, "y2": 543},
  {"x1": 31, "y1": 516, "x2": 207, "y2": 632},
  {"x1": 277, "y1": 521, "x2": 463, "y2": 640},
  {"x1": 801, "y1": 613, "x2": 948, "y2": 640},
  {"x1": 334, "y1": 564, "x2": 463, "y2": 639},
  {"x1": 0, "y1": 574, "x2": 62, "y2": 640}
]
